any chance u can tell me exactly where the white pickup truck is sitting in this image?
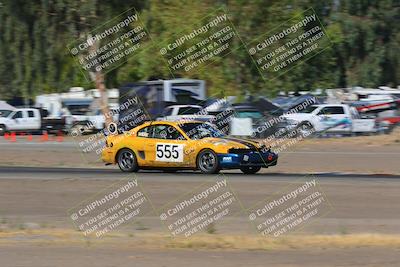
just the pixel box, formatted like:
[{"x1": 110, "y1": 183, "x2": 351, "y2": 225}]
[
  {"x1": 282, "y1": 104, "x2": 377, "y2": 135},
  {"x1": 158, "y1": 105, "x2": 215, "y2": 122},
  {"x1": 0, "y1": 108, "x2": 65, "y2": 135}
]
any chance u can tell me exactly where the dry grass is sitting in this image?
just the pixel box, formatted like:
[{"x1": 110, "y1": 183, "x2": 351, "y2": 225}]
[
  {"x1": 299, "y1": 127, "x2": 400, "y2": 147},
  {"x1": 1, "y1": 229, "x2": 400, "y2": 250}
]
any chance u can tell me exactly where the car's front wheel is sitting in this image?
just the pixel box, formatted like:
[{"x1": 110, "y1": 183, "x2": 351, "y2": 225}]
[
  {"x1": 197, "y1": 149, "x2": 220, "y2": 174},
  {"x1": 117, "y1": 148, "x2": 139, "y2": 172},
  {"x1": 240, "y1": 166, "x2": 261, "y2": 174},
  {"x1": 0, "y1": 124, "x2": 6, "y2": 136},
  {"x1": 297, "y1": 121, "x2": 314, "y2": 137}
]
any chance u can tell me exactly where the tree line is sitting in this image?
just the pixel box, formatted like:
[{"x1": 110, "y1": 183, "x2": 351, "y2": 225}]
[{"x1": 0, "y1": 0, "x2": 399, "y2": 103}]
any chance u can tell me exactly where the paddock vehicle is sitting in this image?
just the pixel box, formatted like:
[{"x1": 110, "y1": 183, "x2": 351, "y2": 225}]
[
  {"x1": 157, "y1": 105, "x2": 215, "y2": 122},
  {"x1": 282, "y1": 104, "x2": 377, "y2": 135},
  {"x1": 101, "y1": 121, "x2": 278, "y2": 174},
  {"x1": 0, "y1": 108, "x2": 65, "y2": 136}
]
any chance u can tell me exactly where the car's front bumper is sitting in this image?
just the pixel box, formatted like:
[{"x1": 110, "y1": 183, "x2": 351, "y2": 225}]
[{"x1": 217, "y1": 150, "x2": 278, "y2": 169}]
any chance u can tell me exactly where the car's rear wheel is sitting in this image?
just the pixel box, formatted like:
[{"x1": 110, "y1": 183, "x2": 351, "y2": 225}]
[
  {"x1": 197, "y1": 149, "x2": 220, "y2": 174},
  {"x1": 240, "y1": 166, "x2": 261, "y2": 174},
  {"x1": 117, "y1": 148, "x2": 139, "y2": 172}
]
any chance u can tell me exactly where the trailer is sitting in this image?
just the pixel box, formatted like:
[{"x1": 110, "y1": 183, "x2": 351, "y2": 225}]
[{"x1": 118, "y1": 79, "x2": 206, "y2": 132}]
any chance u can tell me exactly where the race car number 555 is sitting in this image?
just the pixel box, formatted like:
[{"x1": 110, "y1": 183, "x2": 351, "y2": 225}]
[{"x1": 156, "y1": 143, "x2": 184, "y2": 162}]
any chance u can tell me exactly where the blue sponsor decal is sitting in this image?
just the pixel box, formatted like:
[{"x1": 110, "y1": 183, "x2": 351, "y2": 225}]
[{"x1": 222, "y1": 156, "x2": 232, "y2": 162}]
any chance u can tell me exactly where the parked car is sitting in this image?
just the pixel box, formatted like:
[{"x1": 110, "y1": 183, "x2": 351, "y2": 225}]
[
  {"x1": 157, "y1": 105, "x2": 215, "y2": 122},
  {"x1": 281, "y1": 104, "x2": 378, "y2": 136},
  {"x1": 354, "y1": 99, "x2": 400, "y2": 133},
  {"x1": 0, "y1": 108, "x2": 65, "y2": 135},
  {"x1": 228, "y1": 104, "x2": 273, "y2": 138}
]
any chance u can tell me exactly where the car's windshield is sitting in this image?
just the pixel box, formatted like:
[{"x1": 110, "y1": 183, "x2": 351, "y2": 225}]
[
  {"x1": 179, "y1": 122, "x2": 225, "y2": 139},
  {"x1": 0, "y1": 110, "x2": 13, "y2": 117},
  {"x1": 178, "y1": 107, "x2": 202, "y2": 115},
  {"x1": 236, "y1": 110, "x2": 263, "y2": 119}
]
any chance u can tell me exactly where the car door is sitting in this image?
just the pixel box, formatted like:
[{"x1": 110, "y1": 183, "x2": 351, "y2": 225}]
[
  {"x1": 7, "y1": 111, "x2": 24, "y2": 130},
  {"x1": 317, "y1": 106, "x2": 350, "y2": 132},
  {"x1": 134, "y1": 125, "x2": 156, "y2": 166},
  {"x1": 25, "y1": 110, "x2": 41, "y2": 130},
  {"x1": 146, "y1": 124, "x2": 188, "y2": 167}
]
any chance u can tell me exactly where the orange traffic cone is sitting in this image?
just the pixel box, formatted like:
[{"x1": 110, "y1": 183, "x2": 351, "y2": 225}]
[
  {"x1": 56, "y1": 131, "x2": 64, "y2": 142},
  {"x1": 4, "y1": 132, "x2": 10, "y2": 140},
  {"x1": 27, "y1": 134, "x2": 33, "y2": 141},
  {"x1": 10, "y1": 132, "x2": 16, "y2": 142},
  {"x1": 40, "y1": 131, "x2": 49, "y2": 142}
]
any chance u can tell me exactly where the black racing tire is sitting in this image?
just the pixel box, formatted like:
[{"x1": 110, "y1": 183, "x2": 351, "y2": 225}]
[
  {"x1": 0, "y1": 124, "x2": 6, "y2": 136},
  {"x1": 240, "y1": 166, "x2": 261, "y2": 174},
  {"x1": 196, "y1": 149, "x2": 220, "y2": 174},
  {"x1": 117, "y1": 148, "x2": 139, "y2": 172}
]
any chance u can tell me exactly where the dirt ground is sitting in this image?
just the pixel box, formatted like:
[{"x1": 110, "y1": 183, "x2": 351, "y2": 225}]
[{"x1": 1, "y1": 245, "x2": 400, "y2": 267}]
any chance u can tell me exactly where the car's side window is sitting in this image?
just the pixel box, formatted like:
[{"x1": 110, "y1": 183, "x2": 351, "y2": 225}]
[
  {"x1": 167, "y1": 125, "x2": 185, "y2": 140},
  {"x1": 12, "y1": 111, "x2": 23, "y2": 119},
  {"x1": 153, "y1": 125, "x2": 184, "y2": 140},
  {"x1": 318, "y1": 107, "x2": 345, "y2": 115},
  {"x1": 28, "y1": 111, "x2": 35, "y2": 117},
  {"x1": 137, "y1": 126, "x2": 152, "y2": 138}
]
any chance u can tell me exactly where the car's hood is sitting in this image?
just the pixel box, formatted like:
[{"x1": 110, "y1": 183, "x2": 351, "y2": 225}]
[
  {"x1": 202, "y1": 137, "x2": 260, "y2": 149},
  {"x1": 282, "y1": 113, "x2": 313, "y2": 121}
]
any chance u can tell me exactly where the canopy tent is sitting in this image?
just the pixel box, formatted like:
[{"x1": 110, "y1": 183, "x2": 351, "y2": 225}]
[
  {"x1": 0, "y1": 100, "x2": 15, "y2": 117},
  {"x1": 0, "y1": 100, "x2": 15, "y2": 111}
]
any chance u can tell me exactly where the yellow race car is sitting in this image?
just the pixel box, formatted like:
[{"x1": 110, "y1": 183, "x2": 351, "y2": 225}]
[{"x1": 102, "y1": 121, "x2": 278, "y2": 174}]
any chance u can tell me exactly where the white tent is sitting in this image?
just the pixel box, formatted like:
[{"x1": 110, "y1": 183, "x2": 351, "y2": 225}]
[
  {"x1": 0, "y1": 100, "x2": 15, "y2": 116},
  {"x1": 0, "y1": 100, "x2": 15, "y2": 110}
]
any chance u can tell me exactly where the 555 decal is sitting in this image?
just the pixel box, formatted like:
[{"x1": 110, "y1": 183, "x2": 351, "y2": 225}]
[{"x1": 156, "y1": 143, "x2": 184, "y2": 162}]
